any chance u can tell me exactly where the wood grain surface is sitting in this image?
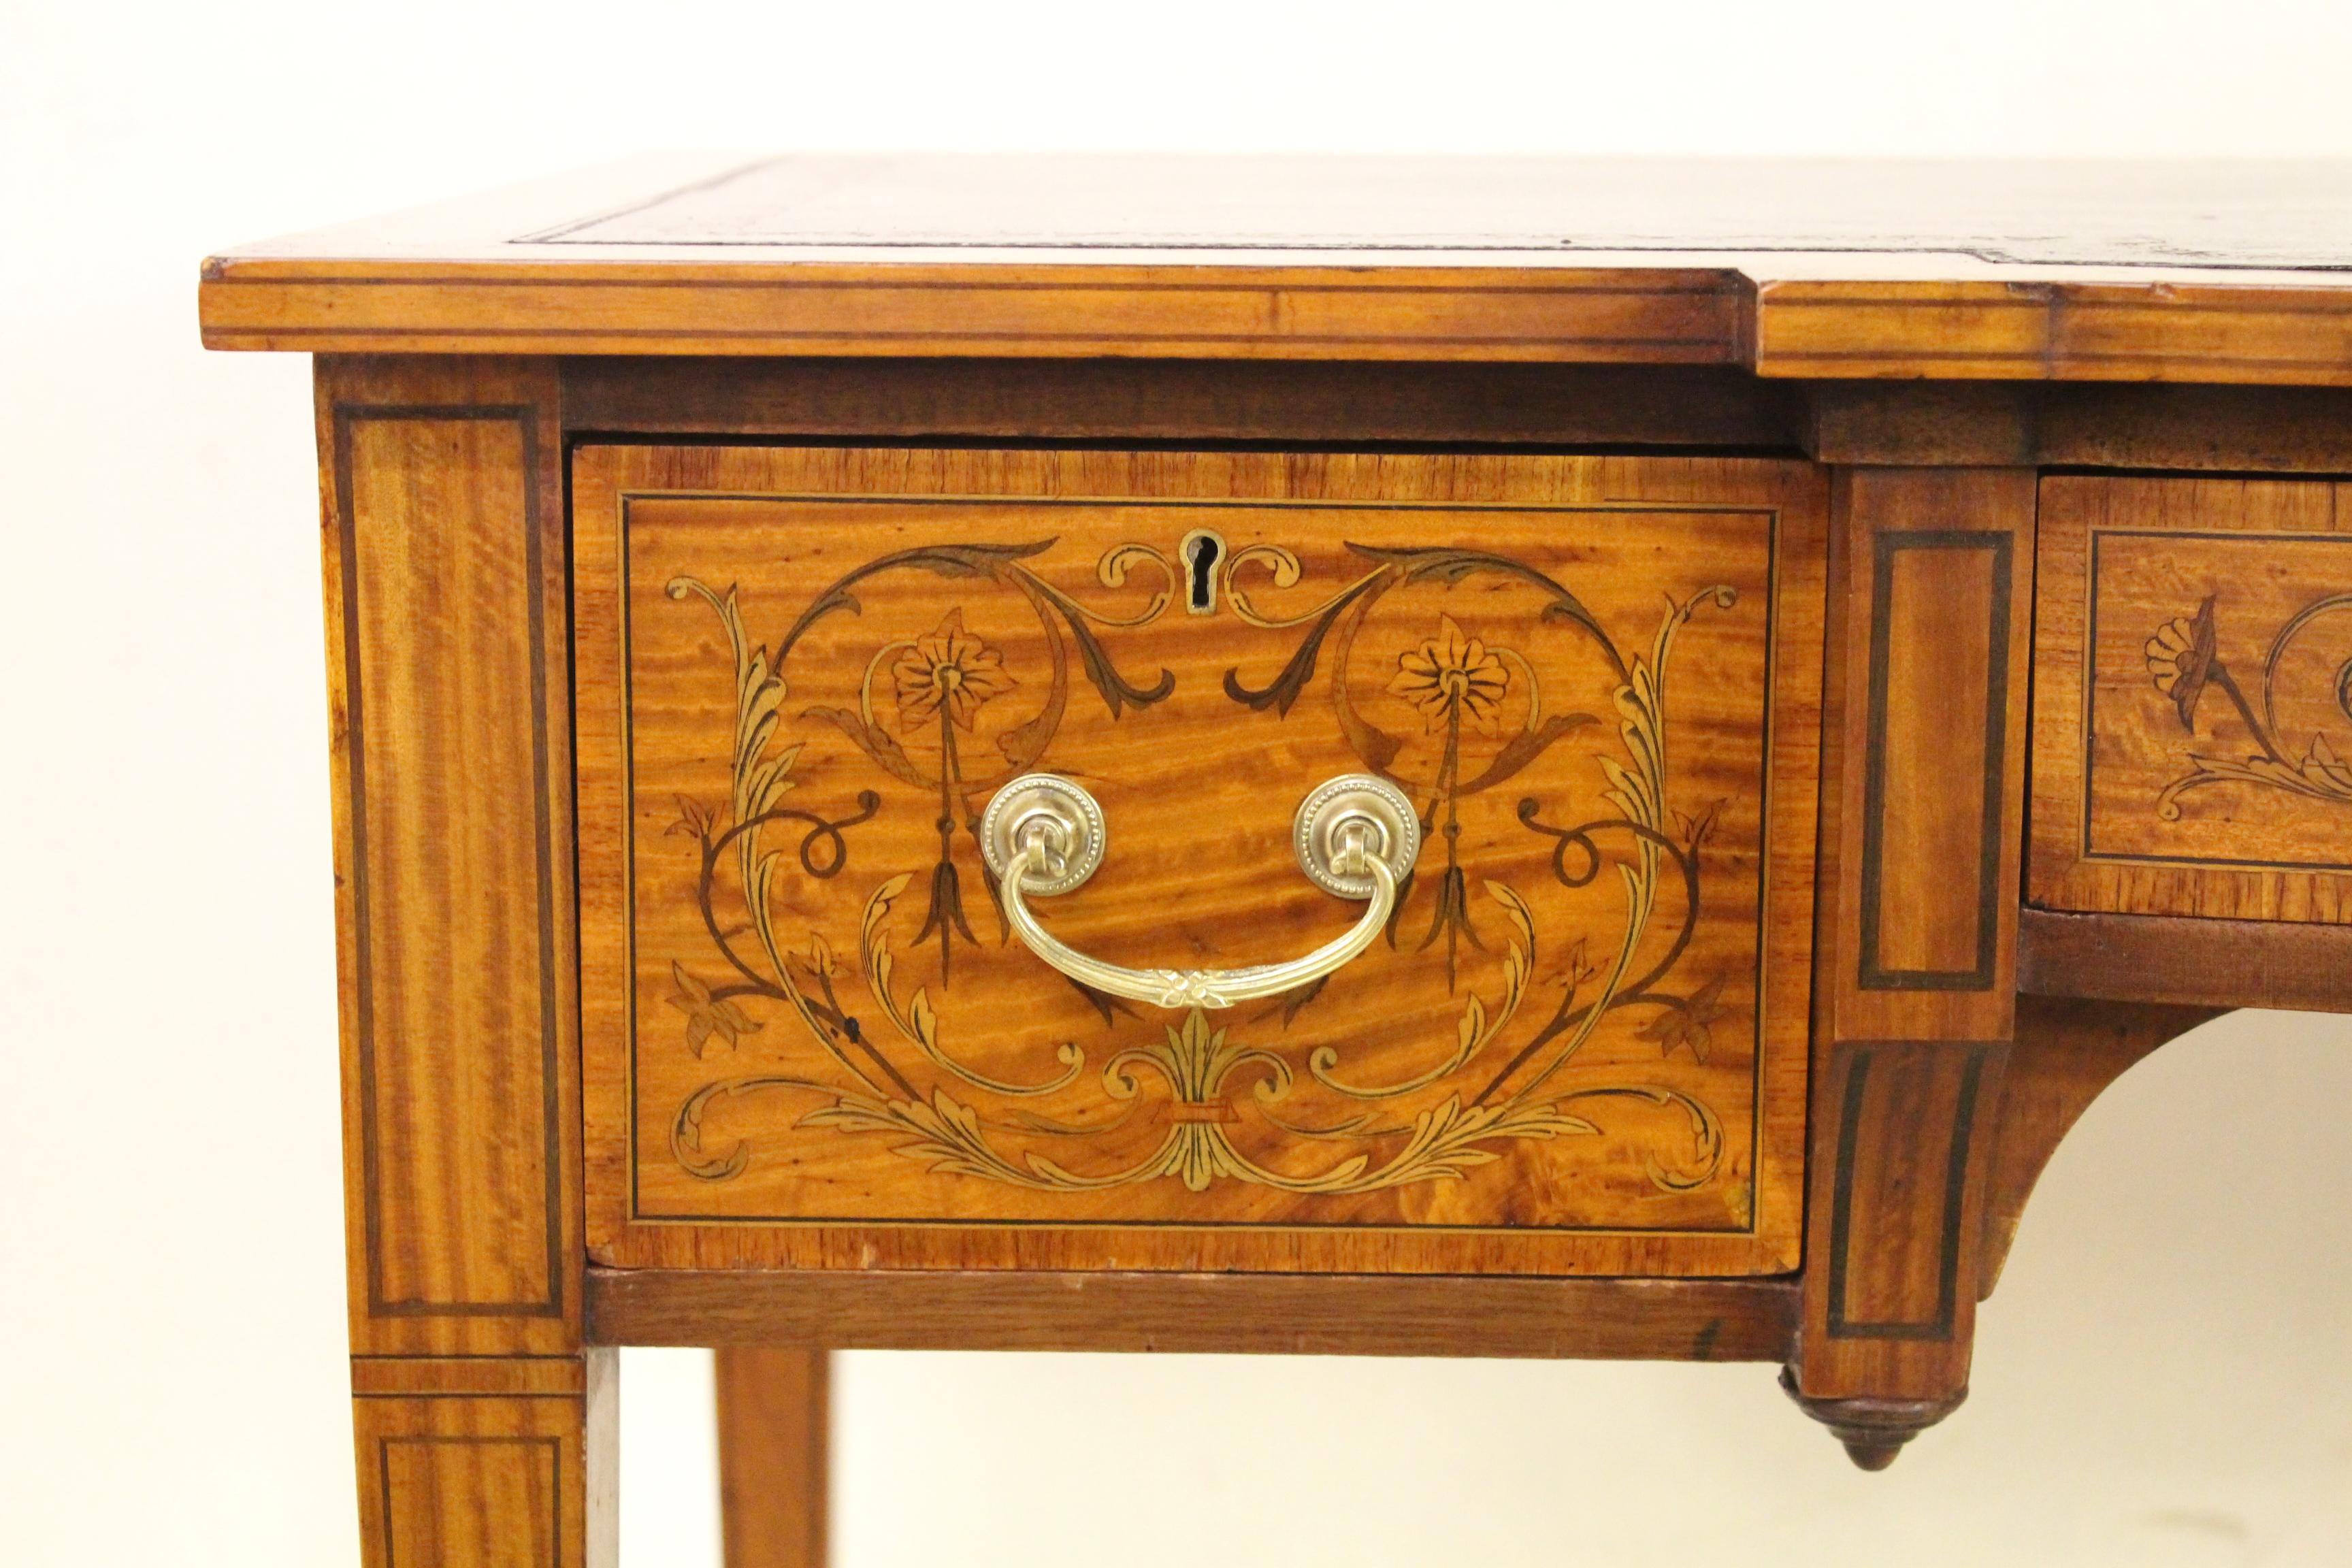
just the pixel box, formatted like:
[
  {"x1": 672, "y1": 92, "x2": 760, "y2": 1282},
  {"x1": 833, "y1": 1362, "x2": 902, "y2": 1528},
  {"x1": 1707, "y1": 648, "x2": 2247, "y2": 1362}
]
[
  {"x1": 350, "y1": 1357, "x2": 591, "y2": 1399},
  {"x1": 559, "y1": 361, "x2": 2352, "y2": 476},
  {"x1": 201, "y1": 157, "x2": 2352, "y2": 382},
  {"x1": 316, "y1": 357, "x2": 582, "y2": 1356},
  {"x1": 588, "y1": 1268, "x2": 1798, "y2": 1361},
  {"x1": 1792, "y1": 1035, "x2": 2008, "y2": 1435},
  {"x1": 1815, "y1": 468, "x2": 2036, "y2": 1046},
  {"x1": 561, "y1": 357, "x2": 1805, "y2": 450},
  {"x1": 1790, "y1": 466, "x2": 2034, "y2": 1466},
  {"x1": 318, "y1": 356, "x2": 608, "y2": 1562},
  {"x1": 715, "y1": 1350, "x2": 829, "y2": 1568},
  {"x1": 1750, "y1": 278, "x2": 2352, "y2": 386},
  {"x1": 573, "y1": 446, "x2": 1826, "y2": 1275},
  {"x1": 2029, "y1": 475, "x2": 2352, "y2": 923},
  {"x1": 350, "y1": 1350, "x2": 615, "y2": 1568},
  {"x1": 2019, "y1": 907, "x2": 2352, "y2": 1013},
  {"x1": 1812, "y1": 1041, "x2": 2006, "y2": 1343},
  {"x1": 1806, "y1": 380, "x2": 2352, "y2": 471},
  {"x1": 206, "y1": 257, "x2": 1746, "y2": 364},
  {"x1": 201, "y1": 261, "x2": 2352, "y2": 385}
]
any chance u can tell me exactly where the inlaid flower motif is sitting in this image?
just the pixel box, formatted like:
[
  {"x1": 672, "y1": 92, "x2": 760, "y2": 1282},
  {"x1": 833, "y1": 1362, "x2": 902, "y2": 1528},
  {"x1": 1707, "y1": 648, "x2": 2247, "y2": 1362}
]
[
  {"x1": 1638, "y1": 972, "x2": 1733, "y2": 1062},
  {"x1": 2146, "y1": 595, "x2": 2218, "y2": 731},
  {"x1": 667, "y1": 962, "x2": 760, "y2": 1058},
  {"x1": 892, "y1": 608, "x2": 1015, "y2": 732},
  {"x1": 1388, "y1": 613, "x2": 1511, "y2": 734}
]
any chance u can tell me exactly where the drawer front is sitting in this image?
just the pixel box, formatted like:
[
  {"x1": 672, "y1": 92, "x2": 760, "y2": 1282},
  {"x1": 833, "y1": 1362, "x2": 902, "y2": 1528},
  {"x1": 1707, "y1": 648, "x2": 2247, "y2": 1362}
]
[
  {"x1": 575, "y1": 447, "x2": 1825, "y2": 1273},
  {"x1": 2030, "y1": 475, "x2": 2352, "y2": 922}
]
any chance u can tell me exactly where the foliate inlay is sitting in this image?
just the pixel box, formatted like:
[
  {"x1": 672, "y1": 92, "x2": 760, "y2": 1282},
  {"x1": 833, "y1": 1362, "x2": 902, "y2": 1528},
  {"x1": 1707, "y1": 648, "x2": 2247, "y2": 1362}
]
[
  {"x1": 2144, "y1": 589, "x2": 2352, "y2": 818},
  {"x1": 659, "y1": 538, "x2": 1733, "y2": 1198},
  {"x1": 2031, "y1": 477, "x2": 2352, "y2": 919},
  {"x1": 572, "y1": 445, "x2": 1825, "y2": 1270}
]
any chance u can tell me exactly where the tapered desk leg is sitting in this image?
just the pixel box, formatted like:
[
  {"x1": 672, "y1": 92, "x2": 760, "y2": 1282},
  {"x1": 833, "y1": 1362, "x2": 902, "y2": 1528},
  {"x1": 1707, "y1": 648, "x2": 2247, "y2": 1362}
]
[
  {"x1": 317, "y1": 355, "x2": 610, "y2": 1562},
  {"x1": 1786, "y1": 468, "x2": 2036, "y2": 1469},
  {"x1": 717, "y1": 1350, "x2": 832, "y2": 1568}
]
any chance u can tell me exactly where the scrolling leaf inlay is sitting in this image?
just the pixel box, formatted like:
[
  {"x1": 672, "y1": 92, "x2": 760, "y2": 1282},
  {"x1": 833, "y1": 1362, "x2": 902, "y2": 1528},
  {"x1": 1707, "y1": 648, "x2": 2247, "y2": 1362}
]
[
  {"x1": 656, "y1": 536, "x2": 1734, "y2": 1198},
  {"x1": 2146, "y1": 591, "x2": 2352, "y2": 817}
]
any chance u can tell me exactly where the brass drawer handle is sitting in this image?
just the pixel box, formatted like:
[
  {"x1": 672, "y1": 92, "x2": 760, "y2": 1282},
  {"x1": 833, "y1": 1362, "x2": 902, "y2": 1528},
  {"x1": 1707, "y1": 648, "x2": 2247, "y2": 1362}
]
[{"x1": 979, "y1": 773, "x2": 1421, "y2": 1010}]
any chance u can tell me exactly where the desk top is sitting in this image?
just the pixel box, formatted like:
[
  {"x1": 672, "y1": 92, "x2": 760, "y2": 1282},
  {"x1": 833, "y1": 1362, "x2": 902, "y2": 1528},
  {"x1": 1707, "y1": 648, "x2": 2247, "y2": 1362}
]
[{"x1": 200, "y1": 154, "x2": 2352, "y2": 382}]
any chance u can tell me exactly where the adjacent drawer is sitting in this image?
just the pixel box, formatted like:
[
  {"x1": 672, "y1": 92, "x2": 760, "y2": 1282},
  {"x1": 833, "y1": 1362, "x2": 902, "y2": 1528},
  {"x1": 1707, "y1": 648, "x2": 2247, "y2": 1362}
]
[
  {"x1": 574, "y1": 446, "x2": 1826, "y2": 1273},
  {"x1": 2030, "y1": 475, "x2": 2352, "y2": 924}
]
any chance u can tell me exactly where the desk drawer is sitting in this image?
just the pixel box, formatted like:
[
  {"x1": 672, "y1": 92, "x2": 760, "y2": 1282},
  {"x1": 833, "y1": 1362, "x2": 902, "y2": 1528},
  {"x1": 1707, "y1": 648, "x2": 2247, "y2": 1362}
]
[
  {"x1": 2029, "y1": 475, "x2": 2352, "y2": 923},
  {"x1": 574, "y1": 446, "x2": 1825, "y2": 1273}
]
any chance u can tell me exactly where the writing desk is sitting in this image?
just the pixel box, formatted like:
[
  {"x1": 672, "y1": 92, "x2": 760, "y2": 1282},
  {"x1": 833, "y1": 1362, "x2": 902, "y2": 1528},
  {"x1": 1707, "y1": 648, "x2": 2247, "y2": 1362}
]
[{"x1": 202, "y1": 156, "x2": 2352, "y2": 1565}]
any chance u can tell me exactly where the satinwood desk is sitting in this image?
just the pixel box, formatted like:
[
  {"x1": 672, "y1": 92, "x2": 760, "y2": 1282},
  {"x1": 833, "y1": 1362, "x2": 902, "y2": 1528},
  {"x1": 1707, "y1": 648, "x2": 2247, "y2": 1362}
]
[{"x1": 202, "y1": 156, "x2": 2352, "y2": 1566}]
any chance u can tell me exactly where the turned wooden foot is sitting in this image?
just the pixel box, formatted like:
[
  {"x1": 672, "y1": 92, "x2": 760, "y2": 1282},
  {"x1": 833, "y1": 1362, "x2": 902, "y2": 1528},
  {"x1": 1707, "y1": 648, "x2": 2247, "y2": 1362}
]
[{"x1": 1779, "y1": 1366, "x2": 1965, "y2": 1470}]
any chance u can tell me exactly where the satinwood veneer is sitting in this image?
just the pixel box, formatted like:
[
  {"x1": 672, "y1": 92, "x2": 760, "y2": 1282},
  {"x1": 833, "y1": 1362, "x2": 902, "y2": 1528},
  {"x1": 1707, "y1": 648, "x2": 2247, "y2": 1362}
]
[{"x1": 204, "y1": 156, "x2": 2352, "y2": 1567}]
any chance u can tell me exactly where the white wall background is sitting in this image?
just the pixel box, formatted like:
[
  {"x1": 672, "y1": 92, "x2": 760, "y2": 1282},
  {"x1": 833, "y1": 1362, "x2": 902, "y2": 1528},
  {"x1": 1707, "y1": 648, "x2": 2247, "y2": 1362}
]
[{"x1": 4, "y1": 3, "x2": 2351, "y2": 1564}]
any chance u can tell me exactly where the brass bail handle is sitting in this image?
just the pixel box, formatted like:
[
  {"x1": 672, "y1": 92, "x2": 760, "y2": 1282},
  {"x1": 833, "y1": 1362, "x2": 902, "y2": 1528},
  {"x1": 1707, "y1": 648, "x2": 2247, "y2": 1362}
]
[{"x1": 978, "y1": 773, "x2": 1422, "y2": 1010}]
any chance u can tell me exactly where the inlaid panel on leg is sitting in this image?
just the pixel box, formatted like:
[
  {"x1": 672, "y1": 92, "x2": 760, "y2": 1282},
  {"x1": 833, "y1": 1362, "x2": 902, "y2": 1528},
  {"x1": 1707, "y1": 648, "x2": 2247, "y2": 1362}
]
[
  {"x1": 1860, "y1": 533, "x2": 2010, "y2": 986},
  {"x1": 1790, "y1": 1038, "x2": 2008, "y2": 1469},
  {"x1": 314, "y1": 356, "x2": 581, "y2": 1355},
  {"x1": 1790, "y1": 466, "x2": 2034, "y2": 1469},
  {"x1": 1819, "y1": 468, "x2": 2035, "y2": 1043},
  {"x1": 381, "y1": 1435, "x2": 558, "y2": 1567},
  {"x1": 1823, "y1": 1041, "x2": 1999, "y2": 1340},
  {"x1": 318, "y1": 358, "x2": 602, "y2": 1562},
  {"x1": 350, "y1": 1354, "x2": 615, "y2": 1568}
]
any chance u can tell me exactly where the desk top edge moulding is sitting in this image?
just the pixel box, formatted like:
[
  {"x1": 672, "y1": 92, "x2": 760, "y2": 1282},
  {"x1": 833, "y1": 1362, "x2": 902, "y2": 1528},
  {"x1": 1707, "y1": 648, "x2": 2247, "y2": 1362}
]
[
  {"x1": 201, "y1": 153, "x2": 2352, "y2": 382},
  {"x1": 206, "y1": 157, "x2": 2352, "y2": 1563}
]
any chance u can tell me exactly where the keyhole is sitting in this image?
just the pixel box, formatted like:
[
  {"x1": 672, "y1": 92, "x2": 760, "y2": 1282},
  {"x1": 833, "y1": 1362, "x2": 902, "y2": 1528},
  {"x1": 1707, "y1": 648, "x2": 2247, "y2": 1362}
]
[{"x1": 1181, "y1": 529, "x2": 1224, "y2": 615}]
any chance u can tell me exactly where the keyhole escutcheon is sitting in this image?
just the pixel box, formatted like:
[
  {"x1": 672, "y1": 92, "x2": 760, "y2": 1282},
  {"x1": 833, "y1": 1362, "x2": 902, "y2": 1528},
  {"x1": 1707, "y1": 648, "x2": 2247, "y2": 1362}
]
[{"x1": 1180, "y1": 528, "x2": 1225, "y2": 615}]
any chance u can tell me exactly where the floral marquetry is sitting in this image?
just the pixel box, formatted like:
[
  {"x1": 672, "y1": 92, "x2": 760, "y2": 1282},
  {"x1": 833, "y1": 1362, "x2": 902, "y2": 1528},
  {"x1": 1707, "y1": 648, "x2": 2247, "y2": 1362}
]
[
  {"x1": 2143, "y1": 591, "x2": 2352, "y2": 818},
  {"x1": 892, "y1": 608, "x2": 1017, "y2": 732},
  {"x1": 1390, "y1": 615, "x2": 1513, "y2": 735},
  {"x1": 572, "y1": 446, "x2": 1827, "y2": 1275},
  {"x1": 2030, "y1": 474, "x2": 2352, "y2": 924}
]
